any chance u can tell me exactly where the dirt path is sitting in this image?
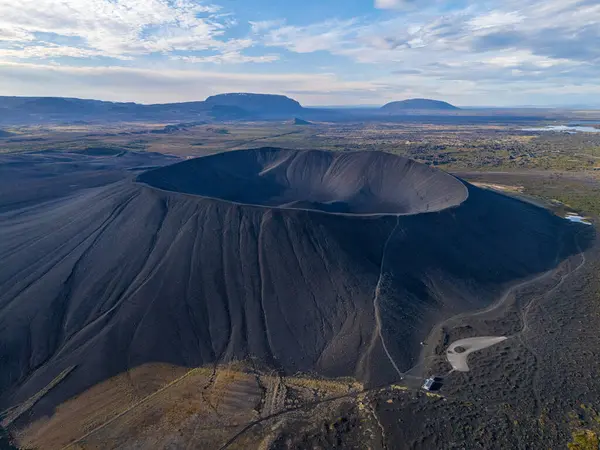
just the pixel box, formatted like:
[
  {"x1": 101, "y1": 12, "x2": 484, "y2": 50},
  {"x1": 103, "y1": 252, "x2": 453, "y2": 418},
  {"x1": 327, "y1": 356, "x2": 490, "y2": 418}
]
[
  {"x1": 411, "y1": 230, "x2": 588, "y2": 415},
  {"x1": 512, "y1": 238, "x2": 587, "y2": 416},
  {"x1": 417, "y1": 243, "x2": 572, "y2": 374},
  {"x1": 217, "y1": 390, "x2": 365, "y2": 450},
  {"x1": 1, "y1": 366, "x2": 76, "y2": 428},
  {"x1": 261, "y1": 373, "x2": 286, "y2": 417},
  {"x1": 446, "y1": 337, "x2": 508, "y2": 372},
  {"x1": 370, "y1": 215, "x2": 403, "y2": 378}
]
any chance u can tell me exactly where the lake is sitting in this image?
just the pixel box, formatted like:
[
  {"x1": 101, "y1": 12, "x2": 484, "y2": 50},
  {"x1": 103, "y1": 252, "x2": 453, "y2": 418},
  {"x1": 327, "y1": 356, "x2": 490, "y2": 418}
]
[{"x1": 523, "y1": 125, "x2": 600, "y2": 133}]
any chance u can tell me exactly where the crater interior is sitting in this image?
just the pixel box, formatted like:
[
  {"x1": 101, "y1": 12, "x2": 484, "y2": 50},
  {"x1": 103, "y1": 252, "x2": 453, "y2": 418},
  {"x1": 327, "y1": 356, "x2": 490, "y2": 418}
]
[{"x1": 138, "y1": 148, "x2": 468, "y2": 215}]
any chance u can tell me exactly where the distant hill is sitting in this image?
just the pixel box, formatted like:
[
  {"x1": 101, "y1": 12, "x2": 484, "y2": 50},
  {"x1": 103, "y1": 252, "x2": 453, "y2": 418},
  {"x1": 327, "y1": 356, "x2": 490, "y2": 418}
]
[
  {"x1": 0, "y1": 130, "x2": 13, "y2": 138},
  {"x1": 205, "y1": 93, "x2": 302, "y2": 114},
  {"x1": 1, "y1": 94, "x2": 563, "y2": 126},
  {"x1": 11, "y1": 97, "x2": 126, "y2": 114},
  {"x1": 293, "y1": 118, "x2": 314, "y2": 125},
  {"x1": 0, "y1": 93, "x2": 305, "y2": 124},
  {"x1": 208, "y1": 104, "x2": 252, "y2": 120},
  {"x1": 381, "y1": 99, "x2": 459, "y2": 112},
  {"x1": 14, "y1": 97, "x2": 83, "y2": 113},
  {"x1": 0, "y1": 96, "x2": 146, "y2": 124}
]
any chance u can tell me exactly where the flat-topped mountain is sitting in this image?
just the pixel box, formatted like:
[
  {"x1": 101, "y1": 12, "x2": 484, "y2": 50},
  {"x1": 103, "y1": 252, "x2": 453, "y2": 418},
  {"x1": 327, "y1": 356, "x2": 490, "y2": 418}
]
[
  {"x1": 204, "y1": 93, "x2": 303, "y2": 114},
  {"x1": 381, "y1": 98, "x2": 460, "y2": 112}
]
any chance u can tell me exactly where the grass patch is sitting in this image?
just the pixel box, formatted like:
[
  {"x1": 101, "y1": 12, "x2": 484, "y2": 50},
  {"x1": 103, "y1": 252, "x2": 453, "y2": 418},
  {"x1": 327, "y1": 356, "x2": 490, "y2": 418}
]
[
  {"x1": 568, "y1": 429, "x2": 599, "y2": 450},
  {"x1": 522, "y1": 178, "x2": 600, "y2": 217},
  {"x1": 286, "y1": 376, "x2": 362, "y2": 395}
]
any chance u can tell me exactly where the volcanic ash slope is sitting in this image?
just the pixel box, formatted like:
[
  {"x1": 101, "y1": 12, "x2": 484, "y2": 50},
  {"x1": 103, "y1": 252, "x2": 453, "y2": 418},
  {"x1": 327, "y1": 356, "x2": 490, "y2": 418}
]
[{"x1": 0, "y1": 148, "x2": 586, "y2": 416}]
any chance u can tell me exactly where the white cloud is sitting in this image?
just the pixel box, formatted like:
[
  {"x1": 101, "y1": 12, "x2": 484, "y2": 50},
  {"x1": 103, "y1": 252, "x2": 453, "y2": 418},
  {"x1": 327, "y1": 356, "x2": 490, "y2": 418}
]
[
  {"x1": 1, "y1": 59, "x2": 599, "y2": 106},
  {"x1": 0, "y1": 61, "x2": 390, "y2": 104},
  {"x1": 374, "y1": 0, "x2": 421, "y2": 10},
  {"x1": 0, "y1": 0, "x2": 599, "y2": 106},
  {"x1": 257, "y1": 0, "x2": 600, "y2": 79},
  {"x1": 0, "y1": 0, "x2": 276, "y2": 63},
  {"x1": 263, "y1": 19, "x2": 359, "y2": 53},
  {"x1": 249, "y1": 20, "x2": 286, "y2": 33},
  {"x1": 211, "y1": 38, "x2": 254, "y2": 53},
  {"x1": 261, "y1": 15, "x2": 465, "y2": 64},
  {"x1": 483, "y1": 50, "x2": 570, "y2": 68},
  {"x1": 0, "y1": 27, "x2": 34, "y2": 42},
  {"x1": 0, "y1": 0, "x2": 217, "y2": 55},
  {"x1": 468, "y1": 11, "x2": 524, "y2": 30},
  {"x1": 174, "y1": 52, "x2": 279, "y2": 64},
  {"x1": 0, "y1": 45, "x2": 115, "y2": 60},
  {"x1": 374, "y1": 0, "x2": 402, "y2": 9}
]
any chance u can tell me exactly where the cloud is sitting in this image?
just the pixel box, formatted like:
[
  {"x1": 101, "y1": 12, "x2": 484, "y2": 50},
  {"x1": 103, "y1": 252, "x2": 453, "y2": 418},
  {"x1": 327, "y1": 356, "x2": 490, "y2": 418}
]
[
  {"x1": 0, "y1": 44, "x2": 115, "y2": 60},
  {"x1": 173, "y1": 52, "x2": 280, "y2": 64},
  {"x1": 482, "y1": 50, "x2": 571, "y2": 68},
  {"x1": 0, "y1": 0, "x2": 276, "y2": 64},
  {"x1": 472, "y1": 31, "x2": 522, "y2": 51},
  {"x1": 249, "y1": 20, "x2": 286, "y2": 33},
  {"x1": 0, "y1": 0, "x2": 216, "y2": 56},
  {"x1": 2, "y1": 59, "x2": 599, "y2": 106},
  {"x1": 0, "y1": 27, "x2": 34, "y2": 42},
  {"x1": 392, "y1": 68, "x2": 422, "y2": 75},
  {"x1": 255, "y1": 0, "x2": 600, "y2": 86},
  {"x1": 263, "y1": 19, "x2": 359, "y2": 53},
  {"x1": 374, "y1": 0, "x2": 421, "y2": 10},
  {"x1": 468, "y1": 11, "x2": 524, "y2": 30},
  {"x1": 374, "y1": 0, "x2": 402, "y2": 9},
  {"x1": 1, "y1": 0, "x2": 599, "y2": 106},
  {"x1": 0, "y1": 61, "x2": 390, "y2": 104},
  {"x1": 467, "y1": 0, "x2": 600, "y2": 63}
]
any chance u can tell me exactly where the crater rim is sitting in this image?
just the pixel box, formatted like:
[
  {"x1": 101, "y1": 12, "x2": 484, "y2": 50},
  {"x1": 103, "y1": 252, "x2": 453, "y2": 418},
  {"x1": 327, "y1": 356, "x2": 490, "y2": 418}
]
[{"x1": 136, "y1": 148, "x2": 470, "y2": 217}]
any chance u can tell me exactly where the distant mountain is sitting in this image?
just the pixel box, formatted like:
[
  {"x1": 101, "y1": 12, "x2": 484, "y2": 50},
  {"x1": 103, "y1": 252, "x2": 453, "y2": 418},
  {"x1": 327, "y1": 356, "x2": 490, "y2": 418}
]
[
  {"x1": 0, "y1": 96, "x2": 146, "y2": 123},
  {"x1": 0, "y1": 130, "x2": 13, "y2": 138},
  {"x1": 205, "y1": 93, "x2": 302, "y2": 114},
  {"x1": 208, "y1": 104, "x2": 252, "y2": 120},
  {"x1": 293, "y1": 117, "x2": 314, "y2": 125},
  {"x1": 0, "y1": 93, "x2": 306, "y2": 124},
  {"x1": 381, "y1": 99, "x2": 459, "y2": 112},
  {"x1": 14, "y1": 97, "x2": 86, "y2": 113},
  {"x1": 0, "y1": 94, "x2": 561, "y2": 126},
  {"x1": 11, "y1": 97, "x2": 126, "y2": 114}
]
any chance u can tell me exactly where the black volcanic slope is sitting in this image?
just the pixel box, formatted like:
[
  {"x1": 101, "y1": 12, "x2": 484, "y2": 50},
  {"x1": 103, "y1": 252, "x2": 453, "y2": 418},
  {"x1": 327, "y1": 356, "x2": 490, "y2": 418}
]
[
  {"x1": 381, "y1": 98, "x2": 459, "y2": 111},
  {"x1": 138, "y1": 148, "x2": 467, "y2": 215},
  {"x1": 0, "y1": 148, "x2": 589, "y2": 420}
]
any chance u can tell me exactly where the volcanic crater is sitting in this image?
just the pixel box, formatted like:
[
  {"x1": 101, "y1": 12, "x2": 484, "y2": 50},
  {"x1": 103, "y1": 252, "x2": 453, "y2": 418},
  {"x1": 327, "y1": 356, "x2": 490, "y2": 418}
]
[
  {"x1": 137, "y1": 148, "x2": 468, "y2": 215},
  {"x1": 0, "y1": 147, "x2": 591, "y2": 427}
]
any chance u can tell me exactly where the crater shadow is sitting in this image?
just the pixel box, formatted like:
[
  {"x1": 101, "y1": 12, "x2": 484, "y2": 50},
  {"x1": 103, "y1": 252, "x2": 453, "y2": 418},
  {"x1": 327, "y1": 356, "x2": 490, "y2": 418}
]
[{"x1": 137, "y1": 148, "x2": 469, "y2": 215}]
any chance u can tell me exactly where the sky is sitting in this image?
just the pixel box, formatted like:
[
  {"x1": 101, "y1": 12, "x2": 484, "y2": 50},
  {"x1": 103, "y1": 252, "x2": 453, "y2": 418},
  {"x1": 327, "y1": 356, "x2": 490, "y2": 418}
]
[{"x1": 0, "y1": 0, "x2": 599, "y2": 107}]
